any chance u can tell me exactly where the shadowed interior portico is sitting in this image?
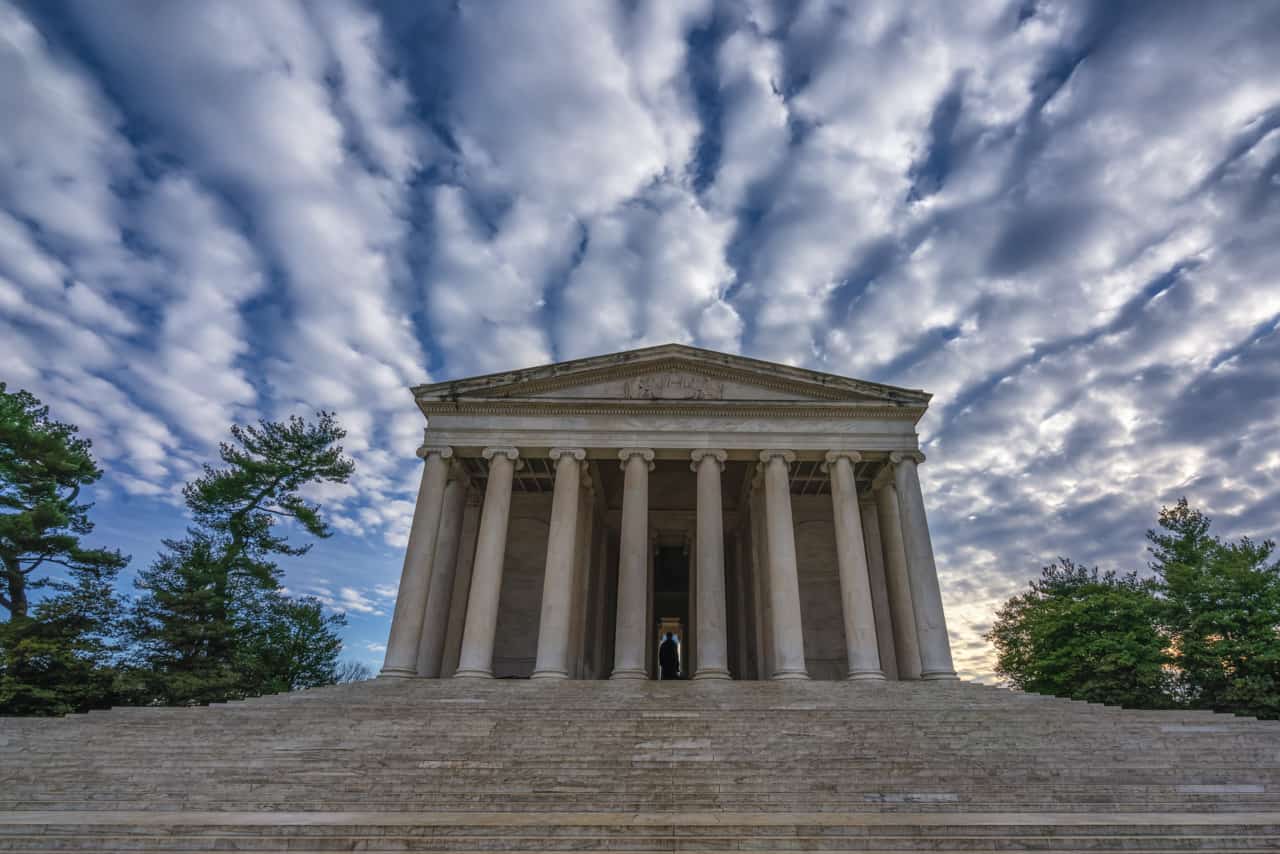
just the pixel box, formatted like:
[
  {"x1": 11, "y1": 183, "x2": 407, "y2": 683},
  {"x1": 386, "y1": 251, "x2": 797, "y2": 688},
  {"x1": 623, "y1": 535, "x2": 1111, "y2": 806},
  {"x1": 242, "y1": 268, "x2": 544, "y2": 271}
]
[{"x1": 381, "y1": 344, "x2": 958, "y2": 682}]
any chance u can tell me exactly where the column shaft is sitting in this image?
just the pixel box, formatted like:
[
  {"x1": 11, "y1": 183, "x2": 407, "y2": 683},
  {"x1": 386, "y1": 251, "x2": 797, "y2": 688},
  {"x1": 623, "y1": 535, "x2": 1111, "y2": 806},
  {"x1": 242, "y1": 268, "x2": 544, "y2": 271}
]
[
  {"x1": 760, "y1": 451, "x2": 809, "y2": 680},
  {"x1": 416, "y1": 475, "x2": 467, "y2": 677},
  {"x1": 692, "y1": 449, "x2": 731, "y2": 680},
  {"x1": 877, "y1": 480, "x2": 922, "y2": 680},
  {"x1": 825, "y1": 452, "x2": 884, "y2": 680},
  {"x1": 859, "y1": 500, "x2": 899, "y2": 679},
  {"x1": 532, "y1": 449, "x2": 584, "y2": 679},
  {"x1": 454, "y1": 448, "x2": 520, "y2": 678},
  {"x1": 892, "y1": 452, "x2": 958, "y2": 680},
  {"x1": 381, "y1": 446, "x2": 452, "y2": 677},
  {"x1": 611, "y1": 448, "x2": 653, "y2": 679}
]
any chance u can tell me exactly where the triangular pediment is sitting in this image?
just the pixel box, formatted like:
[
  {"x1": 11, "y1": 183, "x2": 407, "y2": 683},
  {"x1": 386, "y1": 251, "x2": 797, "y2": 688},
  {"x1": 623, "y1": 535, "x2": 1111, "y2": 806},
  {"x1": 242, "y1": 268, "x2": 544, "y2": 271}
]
[{"x1": 412, "y1": 344, "x2": 929, "y2": 410}]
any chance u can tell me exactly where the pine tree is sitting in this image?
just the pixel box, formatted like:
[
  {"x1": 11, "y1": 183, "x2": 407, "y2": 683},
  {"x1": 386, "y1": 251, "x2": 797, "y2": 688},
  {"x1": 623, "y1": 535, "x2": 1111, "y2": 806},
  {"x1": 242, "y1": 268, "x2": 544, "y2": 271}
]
[
  {"x1": 128, "y1": 413, "x2": 354, "y2": 705},
  {"x1": 0, "y1": 383, "x2": 128, "y2": 715}
]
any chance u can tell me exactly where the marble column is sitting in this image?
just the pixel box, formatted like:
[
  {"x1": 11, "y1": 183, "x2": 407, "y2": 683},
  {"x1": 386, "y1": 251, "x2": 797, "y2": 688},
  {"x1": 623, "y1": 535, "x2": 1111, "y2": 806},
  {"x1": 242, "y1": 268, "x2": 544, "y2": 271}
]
[
  {"x1": 611, "y1": 448, "x2": 653, "y2": 679},
  {"x1": 891, "y1": 451, "x2": 958, "y2": 680},
  {"x1": 567, "y1": 467, "x2": 594, "y2": 678},
  {"x1": 416, "y1": 471, "x2": 467, "y2": 677},
  {"x1": 532, "y1": 448, "x2": 585, "y2": 680},
  {"x1": 759, "y1": 450, "x2": 809, "y2": 680},
  {"x1": 824, "y1": 451, "x2": 884, "y2": 680},
  {"x1": 859, "y1": 499, "x2": 899, "y2": 680},
  {"x1": 380, "y1": 445, "x2": 452, "y2": 677},
  {"x1": 691, "y1": 448, "x2": 731, "y2": 680},
  {"x1": 876, "y1": 476, "x2": 922, "y2": 680},
  {"x1": 454, "y1": 447, "x2": 521, "y2": 679}
]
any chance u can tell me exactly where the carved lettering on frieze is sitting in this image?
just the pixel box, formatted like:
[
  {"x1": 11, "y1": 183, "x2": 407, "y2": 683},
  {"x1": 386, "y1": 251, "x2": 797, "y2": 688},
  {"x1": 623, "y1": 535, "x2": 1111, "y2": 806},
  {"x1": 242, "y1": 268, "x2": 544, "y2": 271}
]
[{"x1": 624, "y1": 372, "x2": 724, "y2": 400}]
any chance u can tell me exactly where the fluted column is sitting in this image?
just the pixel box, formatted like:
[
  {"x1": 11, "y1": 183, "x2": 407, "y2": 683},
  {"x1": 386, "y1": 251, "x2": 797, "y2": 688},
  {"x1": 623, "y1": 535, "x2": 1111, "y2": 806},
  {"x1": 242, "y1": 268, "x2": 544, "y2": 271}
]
[
  {"x1": 611, "y1": 448, "x2": 653, "y2": 679},
  {"x1": 691, "y1": 448, "x2": 731, "y2": 680},
  {"x1": 381, "y1": 445, "x2": 452, "y2": 677},
  {"x1": 824, "y1": 451, "x2": 884, "y2": 680},
  {"x1": 876, "y1": 475, "x2": 922, "y2": 680},
  {"x1": 532, "y1": 448, "x2": 585, "y2": 680},
  {"x1": 454, "y1": 447, "x2": 521, "y2": 679},
  {"x1": 891, "y1": 451, "x2": 958, "y2": 680},
  {"x1": 859, "y1": 499, "x2": 899, "y2": 679},
  {"x1": 759, "y1": 450, "x2": 808, "y2": 680},
  {"x1": 416, "y1": 471, "x2": 467, "y2": 677}
]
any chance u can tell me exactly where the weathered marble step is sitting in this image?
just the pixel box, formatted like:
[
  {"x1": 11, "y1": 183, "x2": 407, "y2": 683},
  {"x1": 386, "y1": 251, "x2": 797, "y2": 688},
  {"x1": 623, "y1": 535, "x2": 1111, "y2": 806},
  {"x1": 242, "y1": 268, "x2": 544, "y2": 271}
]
[
  {"x1": 10, "y1": 766, "x2": 1276, "y2": 784},
  {"x1": 2, "y1": 812, "x2": 1280, "y2": 852},
  {"x1": 10, "y1": 795, "x2": 1280, "y2": 811},
  {"x1": 14, "y1": 735, "x2": 1272, "y2": 747},
  {"x1": 1, "y1": 834, "x2": 1278, "y2": 851}
]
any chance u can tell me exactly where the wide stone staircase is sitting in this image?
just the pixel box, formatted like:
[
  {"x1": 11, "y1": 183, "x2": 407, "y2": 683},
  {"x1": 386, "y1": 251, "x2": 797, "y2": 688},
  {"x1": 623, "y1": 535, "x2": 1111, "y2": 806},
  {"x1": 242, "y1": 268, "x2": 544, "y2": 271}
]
[{"x1": 1, "y1": 678, "x2": 1279, "y2": 851}]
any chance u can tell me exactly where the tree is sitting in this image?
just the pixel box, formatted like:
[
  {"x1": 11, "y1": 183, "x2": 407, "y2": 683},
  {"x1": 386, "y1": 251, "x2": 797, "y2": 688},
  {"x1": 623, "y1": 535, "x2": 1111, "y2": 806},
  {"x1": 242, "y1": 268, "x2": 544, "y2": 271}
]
[
  {"x1": 1150, "y1": 499, "x2": 1280, "y2": 718},
  {"x1": 237, "y1": 595, "x2": 346, "y2": 695},
  {"x1": 0, "y1": 383, "x2": 127, "y2": 620},
  {"x1": 334, "y1": 659, "x2": 373, "y2": 683},
  {"x1": 986, "y1": 558, "x2": 1174, "y2": 709},
  {"x1": 128, "y1": 413, "x2": 354, "y2": 705},
  {"x1": 0, "y1": 554, "x2": 127, "y2": 715},
  {"x1": 0, "y1": 383, "x2": 128, "y2": 715}
]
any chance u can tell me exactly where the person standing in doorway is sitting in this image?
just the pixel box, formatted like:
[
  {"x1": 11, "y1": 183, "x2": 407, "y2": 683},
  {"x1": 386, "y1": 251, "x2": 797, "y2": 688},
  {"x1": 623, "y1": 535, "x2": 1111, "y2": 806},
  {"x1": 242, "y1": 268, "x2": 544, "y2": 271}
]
[{"x1": 659, "y1": 632, "x2": 680, "y2": 680}]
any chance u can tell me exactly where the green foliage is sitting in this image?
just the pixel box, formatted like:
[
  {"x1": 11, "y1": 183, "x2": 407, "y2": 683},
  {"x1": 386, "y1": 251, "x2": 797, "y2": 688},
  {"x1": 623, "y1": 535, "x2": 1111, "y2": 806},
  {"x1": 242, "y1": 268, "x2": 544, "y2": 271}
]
[
  {"x1": 0, "y1": 554, "x2": 127, "y2": 715},
  {"x1": 1150, "y1": 499, "x2": 1280, "y2": 718},
  {"x1": 127, "y1": 413, "x2": 354, "y2": 705},
  {"x1": 987, "y1": 559, "x2": 1174, "y2": 709},
  {"x1": 0, "y1": 382, "x2": 128, "y2": 620},
  {"x1": 0, "y1": 382, "x2": 128, "y2": 715},
  {"x1": 990, "y1": 499, "x2": 1280, "y2": 719},
  {"x1": 238, "y1": 595, "x2": 347, "y2": 695}
]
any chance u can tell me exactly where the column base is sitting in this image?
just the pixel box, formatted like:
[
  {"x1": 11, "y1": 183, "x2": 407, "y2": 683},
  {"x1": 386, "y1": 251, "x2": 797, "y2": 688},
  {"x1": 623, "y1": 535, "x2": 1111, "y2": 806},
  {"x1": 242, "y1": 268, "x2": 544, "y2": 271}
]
[
  {"x1": 452, "y1": 668, "x2": 494, "y2": 679},
  {"x1": 378, "y1": 667, "x2": 417, "y2": 678},
  {"x1": 921, "y1": 670, "x2": 960, "y2": 681},
  {"x1": 847, "y1": 670, "x2": 886, "y2": 681},
  {"x1": 610, "y1": 668, "x2": 649, "y2": 680},
  {"x1": 530, "y1": 669, "x2": 569, "y2": 680},
  {"x1": 693, "y1": 668, "x2": 732, "y2": 681},
  {"x1": 770, "y1": 669, "x2": 810, "y2": 681}
]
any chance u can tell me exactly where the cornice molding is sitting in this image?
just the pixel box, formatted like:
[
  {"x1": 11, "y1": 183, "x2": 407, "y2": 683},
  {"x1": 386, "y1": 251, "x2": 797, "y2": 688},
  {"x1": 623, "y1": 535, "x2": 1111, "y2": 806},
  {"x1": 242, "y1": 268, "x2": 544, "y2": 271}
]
[{"x1": 418, "y1": 399, "x2": 927, "y2": 421}]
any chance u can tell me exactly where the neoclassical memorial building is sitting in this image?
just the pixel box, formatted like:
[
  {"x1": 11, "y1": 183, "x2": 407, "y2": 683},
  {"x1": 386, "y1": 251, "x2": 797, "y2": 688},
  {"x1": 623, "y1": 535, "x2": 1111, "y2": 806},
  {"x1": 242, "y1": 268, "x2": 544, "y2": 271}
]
[{"x1": 381, "y1": 344, "x2": 956, "y2": 683}]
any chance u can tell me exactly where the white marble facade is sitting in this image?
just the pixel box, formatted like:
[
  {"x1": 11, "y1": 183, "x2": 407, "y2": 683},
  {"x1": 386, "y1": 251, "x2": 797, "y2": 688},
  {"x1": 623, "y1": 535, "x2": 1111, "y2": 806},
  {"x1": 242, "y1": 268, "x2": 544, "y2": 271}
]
[{"x1": 381, "y1": 344, "x2": 957, "y2": 682}]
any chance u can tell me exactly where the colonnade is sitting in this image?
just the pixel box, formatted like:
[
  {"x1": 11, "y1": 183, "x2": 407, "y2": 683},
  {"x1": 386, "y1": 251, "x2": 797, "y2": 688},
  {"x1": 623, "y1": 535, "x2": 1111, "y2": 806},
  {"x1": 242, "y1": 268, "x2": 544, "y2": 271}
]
[{"x1": 380, "y1": 446, "x2": 957, "y2": 682}]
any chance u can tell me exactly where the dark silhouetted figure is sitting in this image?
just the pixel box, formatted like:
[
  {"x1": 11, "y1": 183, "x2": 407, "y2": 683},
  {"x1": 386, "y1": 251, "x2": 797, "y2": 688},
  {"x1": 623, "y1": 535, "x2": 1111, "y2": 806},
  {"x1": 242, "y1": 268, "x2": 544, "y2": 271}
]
[{"x1": 659, "y1": 632, "x2": 680, "y2": 680}]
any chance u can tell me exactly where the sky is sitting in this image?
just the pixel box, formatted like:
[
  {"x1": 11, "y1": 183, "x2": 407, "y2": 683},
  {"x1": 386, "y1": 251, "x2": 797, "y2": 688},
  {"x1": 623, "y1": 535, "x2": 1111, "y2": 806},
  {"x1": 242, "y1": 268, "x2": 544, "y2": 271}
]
[{"x1": 2, "y1": 0, "x2": 1279, "y2": 681}]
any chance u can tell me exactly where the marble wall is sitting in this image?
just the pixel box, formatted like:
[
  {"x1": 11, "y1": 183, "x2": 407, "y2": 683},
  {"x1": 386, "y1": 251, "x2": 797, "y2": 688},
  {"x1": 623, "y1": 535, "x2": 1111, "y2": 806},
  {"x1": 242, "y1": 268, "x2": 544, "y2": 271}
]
[
  {"x1": 492, "y1": 495, "x2": 552, "y2": 678},
  {"x1": 793, "y1": 497, "x2": 847, "y2": 681}
]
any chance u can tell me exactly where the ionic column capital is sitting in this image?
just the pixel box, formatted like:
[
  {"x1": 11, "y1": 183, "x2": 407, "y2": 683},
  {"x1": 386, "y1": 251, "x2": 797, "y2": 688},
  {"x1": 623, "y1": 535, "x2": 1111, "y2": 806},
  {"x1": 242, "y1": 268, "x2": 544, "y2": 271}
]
[
  {"x1": 690, "y1": 448, "x2": 727, "y2": 472},
  {"x1": 482, "y1": 446, "x2": 523, "y2": 470},
  {"x1": 549, "y1": 447, "x2": 586, "y2": 462},
  {"x1": 758, "y1": 449, "x2": 796, "y2": 465},
  {"x1": 821, "y1": 450, "x2": 862, "y2": 472},
  {"x1": 417, "y1": 445, "x2": 454, "y2": 461},
  {"x1": 889, "y1": 450, "x2": 926, "y2": 466},
  {"x1": 618, "y1": 447, "x2": 655, "y2": 471}
]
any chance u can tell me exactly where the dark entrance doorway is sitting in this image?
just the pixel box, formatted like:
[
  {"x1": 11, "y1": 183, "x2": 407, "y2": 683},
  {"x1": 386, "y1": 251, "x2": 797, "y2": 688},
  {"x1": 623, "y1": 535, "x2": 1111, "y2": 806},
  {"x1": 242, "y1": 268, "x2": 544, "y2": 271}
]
[{"x1": 653, "y1": 546, "x2": 689, "y2": 679}]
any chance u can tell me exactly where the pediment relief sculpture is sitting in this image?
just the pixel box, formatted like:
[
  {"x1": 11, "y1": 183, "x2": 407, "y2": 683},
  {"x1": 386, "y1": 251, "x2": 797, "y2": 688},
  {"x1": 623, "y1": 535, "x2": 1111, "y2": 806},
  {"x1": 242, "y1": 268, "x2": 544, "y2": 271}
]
[{"x1": 624, "y1": 373, "x2": 723, "y2": 400}]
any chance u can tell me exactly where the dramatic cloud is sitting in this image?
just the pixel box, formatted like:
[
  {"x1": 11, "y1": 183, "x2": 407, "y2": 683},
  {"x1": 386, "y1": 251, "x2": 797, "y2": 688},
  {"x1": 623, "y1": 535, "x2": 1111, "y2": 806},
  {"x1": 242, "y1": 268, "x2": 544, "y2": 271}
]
[{"x1": 4, "y1": 0, "x2": 1278, "y2": 677}]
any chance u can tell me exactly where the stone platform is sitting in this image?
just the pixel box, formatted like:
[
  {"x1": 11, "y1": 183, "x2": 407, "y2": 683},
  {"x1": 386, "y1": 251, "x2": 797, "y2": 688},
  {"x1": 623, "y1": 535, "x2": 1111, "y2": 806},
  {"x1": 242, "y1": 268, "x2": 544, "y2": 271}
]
[{"x1": 1, "y1": 679, "x2": 1278, "y2": 851}]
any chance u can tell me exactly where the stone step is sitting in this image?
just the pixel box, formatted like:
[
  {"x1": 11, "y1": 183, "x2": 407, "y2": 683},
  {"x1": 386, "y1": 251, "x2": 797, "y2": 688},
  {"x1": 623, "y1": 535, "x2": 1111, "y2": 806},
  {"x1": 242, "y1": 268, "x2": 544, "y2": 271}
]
[
  {"x1": 2, "y1": 812, "x2": 1280, "y2": 852},
  {"x1": 4, "y1": 681, "x2": 1278, "y2": 850}
]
